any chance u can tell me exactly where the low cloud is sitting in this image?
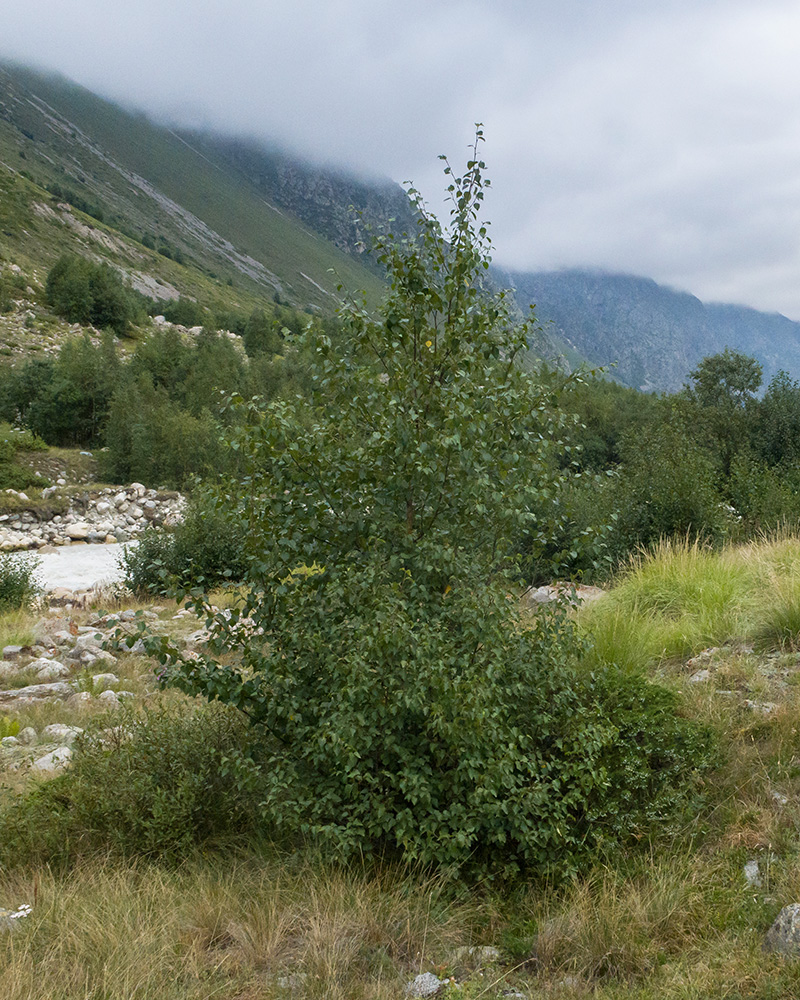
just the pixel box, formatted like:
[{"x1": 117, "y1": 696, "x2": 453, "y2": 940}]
[{"x1": 5, "y1": 0, "x2": 800, "y2": 315}]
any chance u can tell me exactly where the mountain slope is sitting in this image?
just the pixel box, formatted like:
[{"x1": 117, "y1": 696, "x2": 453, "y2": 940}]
[
  {"x1": 0, "y1": 62, "x2": 388, "y2": 310},
  {"x1": 505, "y1": 268, "x2": 800, "y2": 392}
]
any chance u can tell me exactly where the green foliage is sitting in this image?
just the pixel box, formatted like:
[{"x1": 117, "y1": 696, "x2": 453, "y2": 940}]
[
  {"x1": 602, "y1": 419, "x2": 731, "y2": 563},
  {"x1": 46, "y1": 182, "x2": 106, "y2": 221},
  {"x1": 101, "y1": 374, "x2": 225, "y2": 487},
  {"x1": 688, "y1": 348, "x2": 763, "y2": 409},
  {"x1": 0, "y1": 716, "x2": 21, "y2": 739},
  {"x1": 0, "y1": 268, "x2": 27, "y2": 314},
  {"x1": 727, "y1": 452, "x2": 800, "y2": 532},
  {"x1": 241, "y1": 307, "x2": 285, "y2": 357},
  {"x1": 684, "y1": 349, "x2": 762, "y2": 477},
  {"x1": 0, "y1": 551, "x2": 41, "y2": 611},
  {"x1": 45, "y1": 253, "x2": 141, "y2": 336},
  {"x1": 121, "y1": 490, "x2": 247, "y2": 594},
  {"x1": 0, "y1": 705, "x2": 263, "y2": 866},
  {"x1": 153, "y1": 296, "x2": 206, "y2": 328},
  {"x1": 153, "y1": 136, "x2": 712, "y2": 877},
  {"x1": 753, "y1": 369, "x2": 800, "y2": 467},
  {"x1": 24, "y1": 333, "x2": 119, "y2": 445}
]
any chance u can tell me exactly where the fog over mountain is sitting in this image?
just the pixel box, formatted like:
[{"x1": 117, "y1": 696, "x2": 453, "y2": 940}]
[{"x1": 5, "y1": 1, "x2": 800, "y2": 319}]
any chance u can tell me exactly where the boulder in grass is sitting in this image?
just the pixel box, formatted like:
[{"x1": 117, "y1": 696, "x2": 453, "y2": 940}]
[
  {"x1": 765, "y1": 904, "x2": 800, "y2": 954},
  {"x1": 32, "y1": 746, "x2": 73, "y2": 772}
]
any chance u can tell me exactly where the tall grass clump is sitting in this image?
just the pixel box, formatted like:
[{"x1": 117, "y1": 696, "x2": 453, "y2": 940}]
[
  {"x1": 580, "y1": 538, "x2": 754, "y2": 672},
  {"x1": 743, "y1": 532, "x2": 800, "y2": 651}
]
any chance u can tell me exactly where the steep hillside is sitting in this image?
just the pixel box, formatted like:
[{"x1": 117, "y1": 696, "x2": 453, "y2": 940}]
[
  {"x1": 178, "y1": 132, "x2": 418, "y2": 265},
  {"x1": 0, "y1": 62, "x2": 386, "y2": 310},
  {"x1": 505, "y1": 268, "x2": 800, "y2": 392}
]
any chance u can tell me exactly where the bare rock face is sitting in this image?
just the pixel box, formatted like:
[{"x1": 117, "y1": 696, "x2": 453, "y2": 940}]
[{"x1": 765, "y1": 904, "x2": 800, "y2": 955}]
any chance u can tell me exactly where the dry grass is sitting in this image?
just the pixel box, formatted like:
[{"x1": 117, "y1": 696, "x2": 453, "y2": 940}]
[{"x1": 0, "y1": 856, "x2": 490, "y2": 1000}]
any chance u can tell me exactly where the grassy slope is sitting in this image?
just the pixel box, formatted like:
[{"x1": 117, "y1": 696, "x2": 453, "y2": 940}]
[{"x1": 1, "y1": 64, "x2": 385, "y2": 311}]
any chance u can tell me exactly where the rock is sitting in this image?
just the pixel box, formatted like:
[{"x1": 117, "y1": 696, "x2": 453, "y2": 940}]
[
  {"x1": 689, "y1": 669, "x2": 711, "y2": 683},
  {"x1": 41, "y1": 724, "x2": 83, "y2": 745},
  {"x1": 0, "y1": 682, "x2": 73, "y2": 703},
  {"x1": 117, "y1": 690, "x2": 136, "y2": 700},
  {"x1": 452, "y1": 945, "x2": 502, "y2": 965},
  {"x1": 0, "y1": 903, "x2": 33, "y2": 931},
  {"x1": 32, "y1": 746, "x2": 73, "y2": 772},
  {"x1": 276, "y1": 973, "x2": 308, "y2": 990},
  {"x1": 92, "y1": 672, "x2": 119, "y2": 691},
  {"x1": 67, "y1": 691, "x2": 92, "y2": 706},
  {"x1": 66, "y1": 522, "x2": 91, "y2": 540},
  {"x1": 35, "y1": 659, "x2": 71, "y2": 680},
  {"x1": 1, "y1": 736, "x2": 20, "y2": 747},
  {"x1": 17, "y1": 727, "x2": 37, "y2": 745},
  {"x1": 745, "y1": 700, "x2": 779, "y2": 715},
  {"x1": 97, "y1": 690, "x2": 120, "y2": 706},
  {"x1": 744, "y1": 860, "x2": 763, "y2": 888},
  {"x1": 686, "y1": 647, "x2": 720, "y2": 669},
  {"x1": 2, "y1": 645, "x2": 23, "y2": 660},
  {"x1": 773, "y1": 790, "x2": 790, "y2": 807},
  {"x1": 405, "y1": 973, "x2": 446, "y2": 997},
  {"x1": 765, "y1": 903, "x2": 800, "y2": 954}
]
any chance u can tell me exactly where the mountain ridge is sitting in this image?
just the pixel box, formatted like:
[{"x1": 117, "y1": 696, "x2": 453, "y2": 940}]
[{"x1": 503, "y1": 267, "x2": 800, "y2": 392}]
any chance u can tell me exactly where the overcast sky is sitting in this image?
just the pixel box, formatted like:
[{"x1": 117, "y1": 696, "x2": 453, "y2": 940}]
[{"x1": 5, "y1": 1, "x2": 800, "y2": 317}]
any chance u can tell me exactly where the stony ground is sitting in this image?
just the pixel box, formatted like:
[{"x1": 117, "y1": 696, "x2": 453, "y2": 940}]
[{"x1": 0, "y1": 598, "x2": 209, "y2": 777}]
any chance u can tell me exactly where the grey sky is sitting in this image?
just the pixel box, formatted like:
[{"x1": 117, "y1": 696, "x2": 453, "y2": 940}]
[{"x1": 5, "y1": 1, "x2": 800, "y2": 317}]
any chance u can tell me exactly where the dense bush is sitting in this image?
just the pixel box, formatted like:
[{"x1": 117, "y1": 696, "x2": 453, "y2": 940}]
[
  {"x1": 0, "y1": 551, "x2": 41, "y2": 611},
  {"x1": 45, "y1": 254, "x2": 142, "y2": 336},
  {"x1": 601, "y1": 421, "x2": 732, "y2": 562},
  {"x1": 121, "y1": 490, "x2": 248, "y2": 594},
  {"x1": 151, "y1": 139, "x2": 714, "y2": 877},
  {"x1": 0, "y1": 705, "x2": 263, "y2": 866}
]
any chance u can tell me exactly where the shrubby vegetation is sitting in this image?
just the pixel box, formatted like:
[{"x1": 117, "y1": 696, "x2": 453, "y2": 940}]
[
  {"x1": 0, "y1": 705, "x2": 261, "y2": 865},
  {"x1": 45, "y1": 253, "x2": 146, "y2": 336},
  {"x1": 0, "y1": 302, "x2": 316, "y2": 484},
  {"x1": 144, "y1": 138, "x2": 713, "y2": 877},
  {"x1": 0, "y1": 551, "x2": 40, "y2": 611},
  {"x1": 122, "y1": 488, "x2": 248, "y2": 594}
]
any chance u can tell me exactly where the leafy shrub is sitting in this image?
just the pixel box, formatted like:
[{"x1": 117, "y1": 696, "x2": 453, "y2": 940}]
[
  {"x1": 102, "y1": 376, "x2": 226, "y2": 487},
  {"x1": 45, "y1": 254, "x2": 140, "y2": 336},
  {"x1": 0, "y1": 705, "x2": 263, "y2": 866},
  {"x1": 121, "y1": 491, "x2": 247, "y2": 595},
  {"x1": 0, "y1": 552, "x2": 40, "y2": 611},
  {"x1": 727, "y1": 453, "x2": 800, "y2": 533},
  {"x1": 155, "y1": 296, "x2": 206, "y2": 328},
  {"x1": 154, "y1": 138, "x2": 714, "y2": 877},
  {"x1": 602, "y1": 421, "x2": 731, "y2": 563}
]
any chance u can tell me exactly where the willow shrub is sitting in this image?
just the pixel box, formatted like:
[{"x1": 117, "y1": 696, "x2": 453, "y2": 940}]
[{"x1": 148, "y1": 135, "x2": 713, "y2": 877}]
